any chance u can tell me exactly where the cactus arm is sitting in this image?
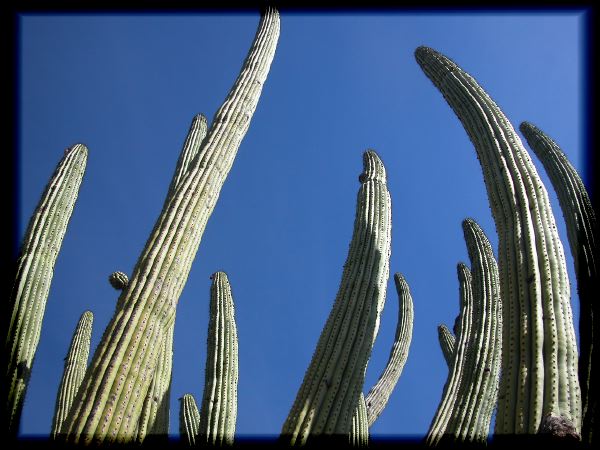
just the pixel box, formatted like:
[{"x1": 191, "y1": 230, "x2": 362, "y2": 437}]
[
  {"x1": 437, "y1": 325, "x2": 456, "y2": 368},
  {"x1": 179, "y1": 394, "x2": 200, "y2": 447},
  {"x1": 520, "y1": 121, "x2": 598, "y2": 442},
  {"x1": 4, "y1": 143, "x2": 87, "y2": 435},
  {"x1": 281, "y1": 150, "x2": 392, "y2": 444},
  {"x1": 198, "y1": 272, "x2": 238, "y2": 446},
  {"x1": 350, "y1": 393, "x2": 369, "y2": 447},
  {"x1": 50, "y1": 310, "x2": 94, "y2": 439},
  {"x1": 60, "y1": 9, "x2": 279, "y2": 444},
  {"x1": 415, "y1": 46, "x2": 581, "y2": 435},
  {"x1": 364, "y1": 273, "x2": 414, "y2": 427}
]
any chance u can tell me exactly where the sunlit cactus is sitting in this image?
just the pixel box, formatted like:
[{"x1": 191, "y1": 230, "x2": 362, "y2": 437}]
[
  {"x1": 350, "y1": 394, "x2": 369, "y2": 447},
  {"x1": 179, "y1": 394, "x2": 200, "y2": 447},
  {"x1": 437, "y1": 324, "x2": 455, "y2": 368}
]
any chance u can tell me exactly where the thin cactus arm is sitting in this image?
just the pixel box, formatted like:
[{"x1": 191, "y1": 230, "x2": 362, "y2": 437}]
[
  {"x1": 520, "y1": 121, "x2": 598, "y2": 443},
  {"x1": 4, "y1": 143, "x2": 87, "y2": 436},
  {"x1": 60, "y1": 8, "x2": 280, "y2": 444},
  {"x1": 364, "y1": 273, "x2": 414, "y2": 427},
  {"x1": 415, "y1": 46, "x2": 581, "y2": 436},
  {"x1": 281, "y1": 150, "x2": 392, "y2": 445},
  {"x1": 350, "y1": 393, "x2": 369, "y2": 447},
  {"x1": 179, "y1": 394, "x2": 201, "y2": 447},
  {"x1": 51, "y1": 310, "x2": 94, "y2": 439},
  {"x1": 198, "y1": 272, "x2": 239, "y2": 446},
  {"x1": 437, "y1": 324, "x2": 456, "y2": 368}
]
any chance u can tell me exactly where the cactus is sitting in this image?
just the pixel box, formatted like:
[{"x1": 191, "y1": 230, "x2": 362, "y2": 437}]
[
  {"x1": 108, "y1": 272, "x2": 129, "y2": 291},
  {"x1": 179, "y1": 394, "x2": 201, "y2": 447},
  {"x1": 364, "y1": 273, "x2": 414, "y2": 427},
  {"x1": 197, "y1": 272, "x2": 239, "y2": 446},
  {"x1": 437, "y1": 325, "x2": 455, "y2": 368},
  {"x1": 50, "y1": 310, "x2": 94, "y2": 439},
  {"x1": 415, "y1": 46, "x2": 581, "y2": 436},
  {"x1": 4, "y1": 143, "x2": 87, "y2": 436},
  {"x1": 60, "y1": 8, "x2": 280, "y2": 444},
  {"x1": 520, "y1": 121, "x2": 598, "y2": 443},
  {"x1": 350, "y1": 394, "x2": 369, "y2": 447},
  {"x1": 281, "y1": 150, "x2": 392, "y2": 445}
]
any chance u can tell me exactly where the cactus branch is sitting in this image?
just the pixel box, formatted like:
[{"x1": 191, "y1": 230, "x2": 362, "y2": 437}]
[
  {"x1": 350, "y1": 393, "x2": 369, "y2": 447},
  {"x1": 179, "y1": 394, "x2": 200, "y2": 447},
  {"x1": 437, "y1": 325, "x2": 456, "y2": 368}
]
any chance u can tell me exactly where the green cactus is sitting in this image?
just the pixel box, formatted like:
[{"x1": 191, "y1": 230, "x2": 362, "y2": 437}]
[
  {"x1": 437, "y1": 325, "x2": 455, "y2": 368},
  {"x1": 108, "y1": 272, "x2": 129, "y2": 291},
  {"x1": 197, "y1": 272, "x2": 239, "y2": 446},
  {"x1": 364, "y1": 273, "x2": 414, "y2": 427},
  {"x1": 50, "y1": 310, "x2": 94, "y2": 439},
  {"x1": 4, "y1": 143, "x2": 87, "y2": 436},
  {"x1": 60, "y1": 8, "x2": 280, "y2": 444},
  {"x1": 281, "y1": 150, "x2": 392, "y2": 445},
  {"x1": 415, "y1": 46, "x2": 581, "y2": 437},
  {"x1": 350, "y1": 393, "x2": 369, "y2": 447},
  {"x1": 179, "y1": 393, "x2": 201, "y2": 447},
  {"x1": 520, "y1": 121, "x2": 598, "y2": 443}
]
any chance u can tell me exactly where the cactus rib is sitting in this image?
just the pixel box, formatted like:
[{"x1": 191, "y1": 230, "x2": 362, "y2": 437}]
[
  {"x1": 60, "y1": 9, "x2": 279, "y2": 444},
  {"x1": 437, "y1": 324, "x2": 456, "y2": 368},
  {"x1": 4, "y1": 143, "x2": 87, "y2": 435},
  {"x1": 281, "y1": 150, "x2": 392, "y2": 444},
  {"x1": 415, "y1": 46, "x2": 581, "y2": 435},
  {"x1": 179, "y1": 394, "x2": 201, "y2": 447},
  {"x1": 350, "y1": 393, "x2": 369, "y2": 447}
]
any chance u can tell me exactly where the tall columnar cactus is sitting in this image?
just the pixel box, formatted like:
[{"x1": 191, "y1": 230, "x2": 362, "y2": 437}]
[
  {"x1": 51, "y1": 310, "x2": 94, "y2": 439},
  {"x1": 364, "y1": 273, "x2": 414, "y2": 427},
  {"x1": 60, "y1": 9, "x2": 279, "y2": 444},
  {"x1": 197, "y1": 272, "x2": 239, "y2": 446},
  {"x1": 281, "y1": 150, "x2": 392, "y2": 445},
  {"x1": 427, "y1": 219, "x2": 502, "y2": 445},
  {"x1": 415, "y1": 46, "x2": 581, "y2": 436},
  {"x1": 4, "y1": 143, "x2": 87, "y2": 436},
  {"x1": 179, "y1": 394, "x2": 201, "y2": 447},
  {"x1": 520, "y1": 121, "x2": 598, "y2": 443},
  {"x1": 350, "y1": 394, "x2": 369, "y2": 447},
  {"x1": 437, "y1": 324, "x2": 456, "y2": 368}
]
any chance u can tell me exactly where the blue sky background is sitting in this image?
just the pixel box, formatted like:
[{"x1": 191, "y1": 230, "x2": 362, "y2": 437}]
[{"x1": 18, "y1": 9, "x2": 585, "y2": 441}]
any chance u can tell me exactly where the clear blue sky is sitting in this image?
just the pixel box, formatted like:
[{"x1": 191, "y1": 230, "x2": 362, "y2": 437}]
[{"x1": 18, "y1": 9, "x2": 585, "y2": 440}]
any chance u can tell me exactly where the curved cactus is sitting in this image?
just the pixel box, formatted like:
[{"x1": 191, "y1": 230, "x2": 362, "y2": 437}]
[
  {"x1": 415, "y1": 46, "x2": 581, "y2": 436},
  {"x1": 198, "y1": 272, "x2": 239, "y2": 446},
  {"x1": 179, "y1": 394, "x2": 200, "y2": 447},
  {"x1": 350, "y1": 394, "x2": 369, "y2": 447},
  {"x1": 364, "y1": 273, "x2": 414, "y2": 427},
  {"x1": 281, "y1": 150, "x2": 392, "y2": 445},
  {"x1": 60, "y1": 9, "x2": 280, "y2": 444},
  {"x1": 437, "y1": 324, "x2": 455, "y2": 368},
  {"x1": 51, "y1": 310, "x2": 94, "y2": 439},
  {"x1": 108, "y1": 271, "x2": 129, "y2": 291},
  {"x1": 520, "y1": 121, "x2": 598, "y2": 443},
  {"x1": 4, "y1": 143, "x2": 87, "y2": 435}
]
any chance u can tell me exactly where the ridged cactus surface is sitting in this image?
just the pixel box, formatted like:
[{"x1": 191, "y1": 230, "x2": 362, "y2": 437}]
[
  {"x1": 108, "y1": 272, "x2": 129, "y2": 291},
  {"x1": 60, "y1": 9, "x2": 280, "y2": 444},
  {"x1": 437, "y1": 324, "x2": 456, "y2": 368},
  {"x1": 350, "y1": 393, "x2": 369, "y2": 447},
  {"x1": 364, "y1": 273, "x2": 414, "y2": 427},
  {"x1": 4, "y1": 143, "x2": 87, "y2": 435},
  {"x1": 51, "y1": 311, "x2": 94, "y2": 439},
  {"x1": 416, "y1": 46, "x2": 581, "y2": 436},
  {"x1": 281, "y1": 150, "x2": 392, "y2": 444},
  {"x1": 179, "y1": 394, "x2": 200, "y2": 447}
]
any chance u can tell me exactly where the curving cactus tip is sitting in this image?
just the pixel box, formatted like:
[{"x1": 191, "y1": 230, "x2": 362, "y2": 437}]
[{"x1": 359, "y1": 149, "x2": 387, "y2": 184}]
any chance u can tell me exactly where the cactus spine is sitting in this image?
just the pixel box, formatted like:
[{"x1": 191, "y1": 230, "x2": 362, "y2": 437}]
[
  {"x1": 437, "y1": 325, "x2": 456, "y2": 368},
  {"x1": 364, "y1": 273, "x2": 414, "y2": 427},
  {"x1": 198, "y1": 272, "x2": 239, "y2": 446},
  {"x1": 520, "y1": 121, "x2": 598, "y2": 443},
  {"x1": 350, "y1": 394, "x2": 369, "y2": 447},
  {"x1": 51, "y1": 310, "x2": 94, "y2": 439},
  {"x1": 415, "y1": 46, "x2": 581, "y2": 436},
  {"x1": 60, "y1": 9, "x2": 279, "y2": 444},
  {"x1": 4, "y1": 143, "x2": 87, "y2": 436},
  {"x1": 281, "y1": 150, "x2": 392, "y2": 444},
  {"x1": 179, "y1": 394, "x2": 201, "y2": 447}
]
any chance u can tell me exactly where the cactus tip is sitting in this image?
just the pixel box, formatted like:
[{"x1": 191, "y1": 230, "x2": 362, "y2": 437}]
[
  {"x1": 108, "y1": 271, "x2": 129, "y2": 290},
  {"x1": 360, "y1": 149, "x2": 387, "y2": 184}
]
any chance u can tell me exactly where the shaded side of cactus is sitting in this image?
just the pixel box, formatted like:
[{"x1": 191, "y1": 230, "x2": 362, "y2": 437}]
[
  {"x1": 109, "y1": 272, "x2": 129, "y2": 291},
  {"x1": 281, "y1": 150, "x2": 392, "y2": 445},
  {"x1": 364, "y1": 273, "x2": 414, "y2": 427},
  {"x1": 198, "y1": 272, "x2": 238, "y2": 446},
  {"x1": 415, "y1": 46, "x2": 581, "y2": 435},
  {"x1": 51, "y1": 310, "x2": 94, "y2": 439},
  {"x1": 61, "y1": 9, "x2": 280, "y2": 444},
  {"x1": 4, "y1": 143, "x2": 87, "y2": 436},
  {"x1": 350, "y1": 393, "x2": 369, "y2": 447},
  {"x1": 179, "y1": 394, "x2": 200, "y2": 447},
  {"x1": 520, "y1": 121, "x2": 598, "y2": 443},
  {"x1": 437, "y1": 325, "x2": 456, "y2": 368}
]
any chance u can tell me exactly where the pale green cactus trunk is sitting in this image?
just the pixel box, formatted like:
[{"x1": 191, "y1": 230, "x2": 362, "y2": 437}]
[
  {"x1": 179, "y1": 394, "x2": 201, "y2": 447},
  {"x1": 60, "y1": 9, "x2": 279, "y2": 444},
  {"x1": 4, "y1": 143, "x2": 87, "y2": 436},
  {"x1": 51, "y1": 310, "x2": 94, "y2": 439},
  {"x1": 520, "y1": 121, "x2": 598, "y2": 443},
  {"x1": 415, "y1": 46, "x2": 581, "y2": 436},
  {"x1": 350, "y1": 393, "x2": 369, "y2": 447},
  {"x1": 281, "y1": 150, "x2": 392, "y2": 445},
  {"x1": 437, "y1": 324, "x2": 455, "y2": 368},
  {"x1": 198, "y1": 272, "x2": 239, "y2": 446},
  {"x1": 364, "y1": 273, "x2": 414, "y2": 427}
]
